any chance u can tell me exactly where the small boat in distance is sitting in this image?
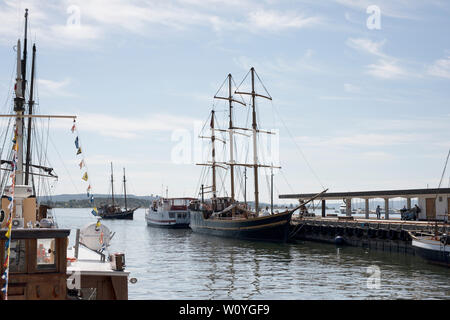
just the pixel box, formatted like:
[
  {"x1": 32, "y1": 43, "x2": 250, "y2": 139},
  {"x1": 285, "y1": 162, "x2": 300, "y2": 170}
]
[
  {"x1": 145, "y1": 197, "x2": 196, "y2": 228},
  {"x1": 98, "y1": 163, "x2": 138, "y2": 220}
]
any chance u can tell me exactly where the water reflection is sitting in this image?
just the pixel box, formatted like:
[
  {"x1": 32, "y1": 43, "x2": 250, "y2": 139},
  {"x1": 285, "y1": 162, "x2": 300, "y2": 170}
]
[{"x1": 56, "y1": 208, "x2": 450, "y2": 300}]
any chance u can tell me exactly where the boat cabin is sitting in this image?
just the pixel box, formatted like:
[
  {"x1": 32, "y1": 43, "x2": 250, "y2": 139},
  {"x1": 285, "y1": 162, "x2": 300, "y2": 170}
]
[
  {"x1": 152, "y1": 197, "x2": 196, "y2": 212},
  {"x1": 0, "y1": 228, "x2": 69, "y2": 300}
]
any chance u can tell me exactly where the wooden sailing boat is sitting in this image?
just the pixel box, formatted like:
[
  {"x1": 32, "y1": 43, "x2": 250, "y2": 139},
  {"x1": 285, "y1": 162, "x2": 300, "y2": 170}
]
[
  {"x1": 0, "y1": 10, "x2": 130, "y2": 300},
  {"x1": 98, "y1": 163, "x2": 138, "y2": 220},
  {"x1": 189, "y1": 69, "x2": 307, "y2": 242}
]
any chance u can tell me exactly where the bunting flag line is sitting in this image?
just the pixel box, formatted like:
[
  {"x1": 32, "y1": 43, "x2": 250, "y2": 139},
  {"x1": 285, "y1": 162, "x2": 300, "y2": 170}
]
[
  {"x1": 2, "y1": 125, "x2": 18, "y2": 300},
  {"x1": 70, "y1": 120, "x2": 100, "y2": 227}
]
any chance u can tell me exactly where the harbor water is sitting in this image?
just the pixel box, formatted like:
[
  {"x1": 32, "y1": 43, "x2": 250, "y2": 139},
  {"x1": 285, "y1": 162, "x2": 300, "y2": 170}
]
[{"x1": 57, "y1": 208, "x2": 450, "y2": 300}]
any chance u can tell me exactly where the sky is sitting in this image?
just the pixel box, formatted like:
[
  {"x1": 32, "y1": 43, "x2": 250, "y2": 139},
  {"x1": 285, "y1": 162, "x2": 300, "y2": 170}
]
[{"x1": 0, "y1": 0, "x2": 449, "y2": 205}]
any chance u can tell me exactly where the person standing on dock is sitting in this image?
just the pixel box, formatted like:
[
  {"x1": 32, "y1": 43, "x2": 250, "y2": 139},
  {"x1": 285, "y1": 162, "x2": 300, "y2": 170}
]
[{"x1": 376, "y1": 205, "x2": 381, "y2": 219}]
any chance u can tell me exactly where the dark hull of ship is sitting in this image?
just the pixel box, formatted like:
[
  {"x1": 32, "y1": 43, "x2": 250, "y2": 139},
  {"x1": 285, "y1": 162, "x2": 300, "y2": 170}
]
[
  {"x1": 413, "y1": 239, "x2": 450, "y2": 267},
  {"x1": 189, "y1": 210, "x2": 293, "y2": 242},
  {"x1": 146, "y1": 221, "x2": 190, "y2": 229},
  {"x1": 100, "y1": 209, "x2": 136, "y2": 220}
]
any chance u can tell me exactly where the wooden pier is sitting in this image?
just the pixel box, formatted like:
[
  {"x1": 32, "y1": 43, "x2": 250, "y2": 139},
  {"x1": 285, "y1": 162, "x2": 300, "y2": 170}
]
[{"x1": 289, "y1": 216, "x2": 449, "y2": 255}]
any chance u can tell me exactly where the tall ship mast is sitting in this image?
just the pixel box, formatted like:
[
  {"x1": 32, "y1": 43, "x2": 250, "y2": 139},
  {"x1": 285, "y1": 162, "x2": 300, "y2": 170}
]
[{"x1": 189, "y1": 68, "x2": 323, "y2": 242}]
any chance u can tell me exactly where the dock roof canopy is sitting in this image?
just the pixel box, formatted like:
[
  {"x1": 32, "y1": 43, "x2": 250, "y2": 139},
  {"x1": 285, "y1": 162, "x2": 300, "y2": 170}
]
[{"x1": 279, "y1": 188, "x2": 450, "y2": 201}]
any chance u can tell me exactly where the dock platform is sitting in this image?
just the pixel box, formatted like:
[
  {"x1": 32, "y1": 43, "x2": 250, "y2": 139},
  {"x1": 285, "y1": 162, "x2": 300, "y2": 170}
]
[{"x1": 290, "y1": 216, "x2": 449, "y2": 255}]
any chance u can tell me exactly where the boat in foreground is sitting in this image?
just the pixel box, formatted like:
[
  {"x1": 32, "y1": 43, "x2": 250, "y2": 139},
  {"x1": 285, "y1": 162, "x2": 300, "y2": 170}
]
[
  {"x1": 0, "y1": 10, "x2": 130, "y2": 300},
  {"x1": 146, "y1": 197, "x2": 195, "y2": 228}
]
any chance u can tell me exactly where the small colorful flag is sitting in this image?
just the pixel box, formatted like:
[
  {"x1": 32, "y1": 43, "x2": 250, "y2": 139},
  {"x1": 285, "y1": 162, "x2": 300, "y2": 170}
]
[
  {"x1": 82, "y1": 172, "x2": 88, "y2": 181},
  {"x1": 79, "y1": 160, "x2": 85, "y2": 169},
  {"x1": 87, "y1": 185, "x2": 91, "y2": 191},
  {"x1": 90, "y1": 195, "x2": 94, "y2": 203},
  {"x1": 75, "y1": 137, "x2": 79, "y2": 149},
  {"x1": 71, "y1": 121, "x2": 76, "y2": 133},
  {"x1": 76, "y1": 147, "x2": 82, "y2": 155},
  {"x1": 91, "y1": 207, "x2": 98, "y2": 216}
]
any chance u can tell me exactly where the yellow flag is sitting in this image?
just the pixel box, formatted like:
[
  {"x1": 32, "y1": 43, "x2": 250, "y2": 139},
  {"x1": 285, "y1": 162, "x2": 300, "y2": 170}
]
[{"x1": 82, "y1": 172, "x2": 88, "y2": 181}]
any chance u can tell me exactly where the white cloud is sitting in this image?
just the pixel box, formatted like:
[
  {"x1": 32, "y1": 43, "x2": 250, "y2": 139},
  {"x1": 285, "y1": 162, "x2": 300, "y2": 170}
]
[
  {"x1": 344, "y1": 83, "x2": 360, "y2": 93},
  {"x1": 246, "y1": 10, "x2": 321, "y2": 32},
  {"x1": 346, "y1": 38, "x2": 415, "y2": 80},
  {"x1": 427, "y1": 55, "x2": 450, "y2": 79},
  {"x1": 366, "y1": 59, "x2": 409, "y2": 79},
  {"x1": 38, "y1": 78, "x2": 73, "y2": 97},
  {"x1": 296, "y1": 133, "x2": 426, "y2": 148},
  {"x1": 0, "y1": 0, "x2": 323, "y2": 47},
  {"x1": 346, "y1": 38, "x2": 386, "y2": 57},
  {"x1": 72, "y1": 113, "x2": 202, "y2": 139}
]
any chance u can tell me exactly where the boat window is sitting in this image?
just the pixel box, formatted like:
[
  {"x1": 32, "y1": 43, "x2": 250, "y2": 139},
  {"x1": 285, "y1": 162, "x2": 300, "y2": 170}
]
[
  {"x1": 36, "y1": 238, "x2": 56, "y2": 270},
  {"x1": 169, "y1": 212, "x2": 175, "y2": 218},
  {"x1": 9, "y1": 240, "x2": 26, "y2": 273}
]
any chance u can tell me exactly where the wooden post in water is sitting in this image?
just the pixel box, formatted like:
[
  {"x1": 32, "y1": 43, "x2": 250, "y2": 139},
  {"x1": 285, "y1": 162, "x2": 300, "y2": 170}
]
[
  {"x1": 365, "y1": 199, "x2": 369, "y2": 219},
  {"x1": 346, "y1": 198, "x2": 352, "y2": 217},
  {"x1": 385, "y1": 198, "x2": 389, "y2": 220}
]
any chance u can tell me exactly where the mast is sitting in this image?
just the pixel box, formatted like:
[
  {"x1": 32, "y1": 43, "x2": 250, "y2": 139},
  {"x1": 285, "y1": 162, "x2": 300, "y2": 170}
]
[
  {"x1": 228, "y1": 74, "x2": 235, "y2": 205},
  {"x1": 24, "y1": 43, "x2": 36, "y2": 187},
  {"x1": 244, "y1": 167, "x2": 247, "y2": 206},
  {"x1": 14, "y1": 39, "x2": 25, "y2": 187},
  {"x1": 234, "y1": 67, "x2": 274, "y2": 215},
  {"x1": 123, "y1": 167, "x2": 127, "y2": 211},
  {"x1": 21, "y1": 9, "x2": 28, "y2": 99},
  {"x1": 110, "y1": 162, "x2": 115, "y2": 206},
  {"x1": 270, "y1": 166, "x2": 274, "y2": 214},
  {"x1": 211, "y1": 110, "x2": 217, "y2": 210},
  {"x1": 250, "y1": 68, "x2": 259, "y2": 214}
]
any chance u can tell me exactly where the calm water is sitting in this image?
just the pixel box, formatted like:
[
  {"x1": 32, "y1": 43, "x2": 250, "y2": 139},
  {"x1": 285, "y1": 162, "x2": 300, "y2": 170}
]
[{"x1": 56, "y1": 208, "x2": 450, "y2": 300}]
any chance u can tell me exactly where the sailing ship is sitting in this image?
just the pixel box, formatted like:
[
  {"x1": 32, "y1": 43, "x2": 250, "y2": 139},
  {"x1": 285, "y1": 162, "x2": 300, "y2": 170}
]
[
  {"x1": 98, "y1": 163, "x2": 138, "y2": 220},
  {"x1": 146, "y1": 197, "x2": 196, "y2": 228},
  {"x1": 189, "y1": 69, "x2": 307, "y2": 242},
  {"x1": 0, "y1": 10, "x2": 130, "y2": 300}
]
